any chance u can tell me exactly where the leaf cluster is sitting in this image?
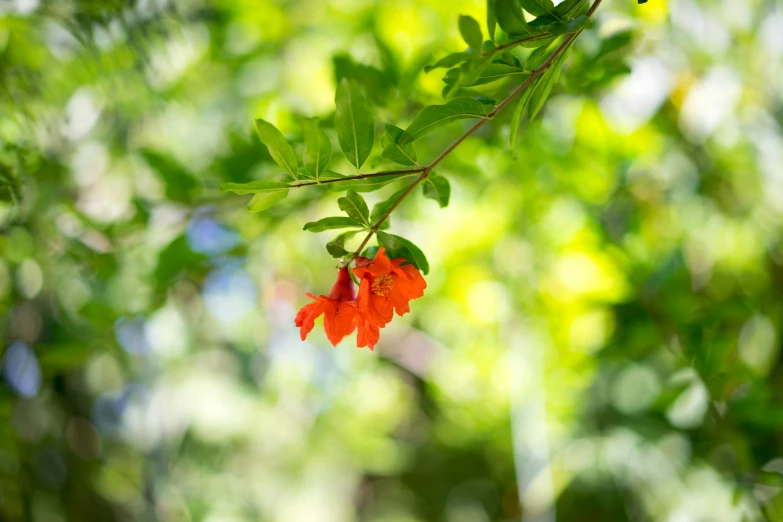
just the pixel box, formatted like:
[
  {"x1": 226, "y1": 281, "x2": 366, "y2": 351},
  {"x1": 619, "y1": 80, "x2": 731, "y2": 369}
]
[{"x1": 218, "y1": 0, "x2": 614, "y2": 272}]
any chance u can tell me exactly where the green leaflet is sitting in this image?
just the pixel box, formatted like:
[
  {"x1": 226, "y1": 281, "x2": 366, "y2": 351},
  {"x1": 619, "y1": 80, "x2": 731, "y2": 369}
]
[
  {"x1": 474, "y1": 96, "x2": 498, "y2": 107},
  {"x1": 519, "y1": 0, "x2": 562, "y2": 21},
  {"x1": 443, "y1": 55, "x2": 495, "y2": 96},
  {"x1": 374, "y1": 35, "x2": 400, "y2": 86},
  {"x1": 494, "y1": 0, "x2": 538, "y2": 37},
  {"x1": 247, "y1": 189, "x2": 289, "y2": 212},
  {"x1": 326, "y1": 230, "x2": 359, "y2": 258},
  {"x1": 596, "y1": 30, "x2": 634, "y2": 60},
  {"x1": 0, "y1": 171, "x2": 18, "y2": 203},
  {"x1": 360, "y1": 246, "x2": 380, "y2": 258},
  {"x1": 422, "y1": 173, "x2": 451, "y2": 208},
  {"x1": 482, "y1": 40, "x2": 498, "y2": 52},
  {"x1": 509, "y1": 76, "x2": 542, "y2": 155},
  {"x1": 459, "y1": 15, "x2": 484, "y2": 51},
  {"x1": 337, "y1": 190, "x2": 370, "y2": 225},
  {"x1": 424, "y1": 52, "x2": 478, "y2": 73},
  {"x1": 333, "y1": 53, "x2": 394, "y2": 106},
  {"x1": 155, "y1": 235, "x2": 209, "y2": 296},
  {"x1": 401, "y1": 98, "x2": 489, "y2": 144},
  {"x1": 254, "y1": 119, "x2": 299, "y2": 180},
  {"x1": 513, "y1": 35, "x2": 556, "y2": 49},
  {"x1": 443, "y1": 63, "x2": 532, "y2": 87},
  {"x1": 549, "y1": 15, "x2": 589, "y2": 37},
  {"x1": 142, "y1": 151, "x2": 197, "y2": 203},
  {"x1": 497, "y1": 50, "x2": 522, "y2": 67},
  {"x1": 529, "y1": 47, "x2": 571, "y2": 120},
  {"x1": 335, "y1": 79, "x2": 374, "y2": 170},
  {"x1": 219, "y1": 180, "x2": 290, "y2": 194},
  {"x1": 526, "y1": 40, "x2": 557, "y2": 69},
  {"x1": 302, "y1": 118, "x2": 331, "y2": 179},
  {"x1": 487, "y1": 0, "x2": 497, "y2": 40},
  {"x1": 371, "y1": 185, "x2": 409, "y2": 224},
  {"x1": 303, "y1": 216, "x2": 364, "y2": 233},
  {"x1": 319, "y1": 171, "x2": 347, "y2": 181},
  {"x1": 377, "y1": 232, "x2": 430, "y2": 275},
  {"x1": 381, "y1": 124, "x2": 418, "y2": 167},
  {"x1": 554, "y1": 0, "x2": 587, "y2": 18},
  {"x1": 528, "y1": 14, "x2": 559, "y2": 35}
]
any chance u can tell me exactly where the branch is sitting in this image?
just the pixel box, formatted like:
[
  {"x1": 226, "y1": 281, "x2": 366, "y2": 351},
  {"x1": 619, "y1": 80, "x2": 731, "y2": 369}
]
[{"x1": 347, "y1": 0, "x2": 604, "y2": 264}]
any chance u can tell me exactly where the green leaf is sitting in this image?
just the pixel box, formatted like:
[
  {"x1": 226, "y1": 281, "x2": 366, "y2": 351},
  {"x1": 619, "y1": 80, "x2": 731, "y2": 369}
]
[
  {"x1": 596, "y1": 30, "x2": 634, "y2": 60},
  {"x1": 219, "y1": 180, "x2": 290, "y2": 194},
  {"x1": 0, "y1": 167, "x2": 19, "y2": 203},
  {"x1": 297, "y1": 166, "x2": 316, "y2": 179},
  {"x1": 381, "y1": 124, "x2": 418, "y2": 167},
  {"x1": 338, "y1": 190, "x2": 370, "y2": 225},
  {"x1": 361, "y1": 246, "x2": 380, "y2": 259},
  {"x1": 443, "y1": 56, "x2": 496, "y2": 96},
  {"x1": 254, "y1": 119, "x2": 299, "y2": 180},
  {"x1": 37, "y1": 343, "x2": 95, "y2": 370},
  {"x1": 142, "y1": 151, "x2": 197, "y2": 203},
  {"x1": 371, "y1": 185, "x2": 409, "y2": 223},
  {"x1": 549, "y1": 15, "x2": 589, "y2": 37},
  {"x1": 155, "y1": 235, "x2": 208, "y2": 295},
  {"x1": 402, "y1": 98, "x2": 489, "y2": 144},
  {"x1": 509, "y1": 76, "x2": 542, "y2": 155},
  {"x1": 495, "y1": 0, "x2": 538, "y2": 37},
  {"x1": 424, "y1": 51, "x2": 477, "y2": 73},
  {"x1": 335, "y1": 78, "x2": 375, "y2": 170},
  {"x1": 303, "y1": 216, "x2": 364, "y2": 232},
  {"x1": 526, "y1": 41, "x2": 556, "y2": 68},
  {"x1": 377, "y1": 232, "x2": 429, "y2": 275},
  {"x1": 497, "y1": 50, "x2": 522, "y2": 66},
  {"x1": 483, "y1": 41, "x2": 498, "y2": 53},
  {"x1": 529, "y1": 47, "x2": 570, "y2": 120},
  {"x1": 443, "y1": 63, "x2": 532, "y2": 86},
  {"x1": 303, "y1": 118, "x2": 331, "y2": 179},
  {"x1": 319, "y1": 171, "x2": 347, "y2": 181},
  {"x1": 474, "y1": 96, "x2": 497, "y2": 106},
  {"x1": 459, "y1": 15, "x2": 484, "y2": 51},
  {"x1": 247, "y1": 189, "x2": 289, "y2": 212},
  {"x1": 326, "y1": 230, "x2": 359, "y2": 258},
  {"x1": 528, "y1": 14, "x2": 557, "y2": 27},
  {"x1": 519, "y1": 0, "x2": 561, "y2": 21},
  {"x1": 487, "y1": 0, "x2": 497, "y2": 40},
  {"x1": 333, "y1": 54, "x2": 395, "y2": 106},
  {"x1": 422, "y1": 173, "x2": 451, "y2": 208},
  {"x1": 514, "y1": 35, "x2": 556, "y2": 49},
  {"x1": 554, "y1": 0, "x2": 587, "y2": 18},
  {"x1": 374, "y1": 35, "x2": 401, "y2": 85}
]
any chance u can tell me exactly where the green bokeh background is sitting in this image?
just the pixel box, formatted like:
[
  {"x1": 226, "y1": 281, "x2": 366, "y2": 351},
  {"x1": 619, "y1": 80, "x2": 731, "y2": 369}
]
[{"x1": 2, "y1": 0, "x2": 783, "y2": 520}]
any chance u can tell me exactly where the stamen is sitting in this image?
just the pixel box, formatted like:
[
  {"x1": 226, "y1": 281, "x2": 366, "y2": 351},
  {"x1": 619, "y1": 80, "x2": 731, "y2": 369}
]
[{"x1": 371, "y1": 275, "x2": 394, "y2": 296}]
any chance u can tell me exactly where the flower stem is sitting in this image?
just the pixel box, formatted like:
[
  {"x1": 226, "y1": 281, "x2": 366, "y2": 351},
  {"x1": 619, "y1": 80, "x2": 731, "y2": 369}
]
[{"x1": 347, "y1": 0, "x2": 604, "y2": 263}]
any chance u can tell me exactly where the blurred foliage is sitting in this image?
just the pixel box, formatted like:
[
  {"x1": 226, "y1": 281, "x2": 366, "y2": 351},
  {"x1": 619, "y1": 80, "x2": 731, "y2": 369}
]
[{"x1": 2, "y1": 0, "x2": 783, "y2": 521}]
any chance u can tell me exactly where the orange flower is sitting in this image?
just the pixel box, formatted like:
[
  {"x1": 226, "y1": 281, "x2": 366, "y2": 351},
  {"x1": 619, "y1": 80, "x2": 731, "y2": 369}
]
[
  {"x1": 295, "y1": 266, "x2": 357, "y2": 346},
  {"x1": 355, "y1": 315, "x2": 380, "y2": 351},
  {"x1": 353, "y1": 247, "x2": 426, "y2": 331}
]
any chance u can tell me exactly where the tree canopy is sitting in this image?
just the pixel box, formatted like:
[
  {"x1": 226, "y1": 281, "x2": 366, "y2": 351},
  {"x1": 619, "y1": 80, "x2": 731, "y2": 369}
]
[{"x1": 1, "y1": 0, "x2": 783, "y2": 520}]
